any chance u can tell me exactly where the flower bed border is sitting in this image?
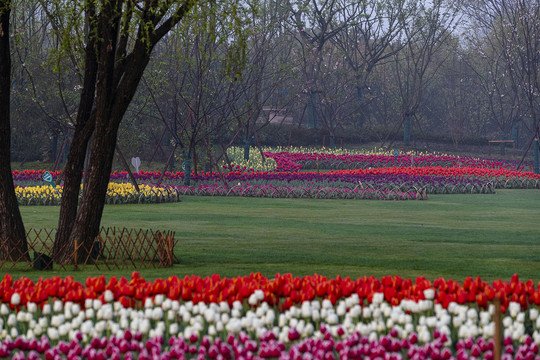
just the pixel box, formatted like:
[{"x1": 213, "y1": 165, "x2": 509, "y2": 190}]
[{"x1": 0, "y1": 227, "x2": 177, "y2": 271}]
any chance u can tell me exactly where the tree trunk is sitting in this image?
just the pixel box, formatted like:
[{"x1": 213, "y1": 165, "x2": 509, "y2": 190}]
[
  {"x1": 52, "y1": 118, "x2": 94, "y2": 263},
  {"x1": 53, "y1": 1, "x2": 98, "y2": 264},
  {"x1": 0, "y1": 2, "x2": 29, "y2": 261}
]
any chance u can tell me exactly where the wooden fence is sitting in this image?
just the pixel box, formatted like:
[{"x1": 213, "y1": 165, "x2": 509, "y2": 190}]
[{"x1": 0, "y1": 228, "x2": 177, "y2": 271}]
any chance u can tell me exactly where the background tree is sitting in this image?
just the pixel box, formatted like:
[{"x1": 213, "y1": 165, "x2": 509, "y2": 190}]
[
  {"x1": 387, "y1": 0, "x2": 460, "y2": 147},
  {"x1": 0, "y1": 0, "x2": 29, "y2": 261}
]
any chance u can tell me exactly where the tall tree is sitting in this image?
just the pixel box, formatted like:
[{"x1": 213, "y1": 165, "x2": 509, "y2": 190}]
[
  {"x1": 0, "y1": 0, "x2": 29, "y2": 261},
  {"x1": 42, "y1": 0, "x2": 198, "y2": 263},
  {"x1": 389, "y1": 0, "x2": 460, "y2": 146}
]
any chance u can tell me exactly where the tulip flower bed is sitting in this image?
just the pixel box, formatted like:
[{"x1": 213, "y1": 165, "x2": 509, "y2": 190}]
[
  {"x1": 11, "y1": 148, "x2": 540, "y2": 204},
  {"x1": 14, "y1": 183, "x2": 181, "y2": 206},
  {"x1": 0, "y1": 273, "x2": 539, "y2": 359},
  {"x1": 259, "y1": 149, "x2": 530, "y2": 172}
]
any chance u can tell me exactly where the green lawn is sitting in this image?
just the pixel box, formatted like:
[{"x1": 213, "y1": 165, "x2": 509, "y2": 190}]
[{"x1": 13, "y1": 189, "x2": 540, "y2": 282}]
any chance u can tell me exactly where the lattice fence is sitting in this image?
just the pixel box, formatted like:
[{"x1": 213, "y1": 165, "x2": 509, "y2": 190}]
[{"x1": 0, "y1": 228, "x2": 177, "y2": 271}]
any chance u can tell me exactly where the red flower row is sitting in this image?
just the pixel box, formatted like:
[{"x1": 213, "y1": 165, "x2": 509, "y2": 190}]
[
  {"x1": 0, "y1": 273, "x2": 538, "y2": 313},
  {"x1": 332, "y1": 166, "x2": 540, "y2": 180}
]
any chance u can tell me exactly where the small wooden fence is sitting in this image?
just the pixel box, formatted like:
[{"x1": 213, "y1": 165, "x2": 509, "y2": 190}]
[{"x1": 0, "y1": 228, "x2": 177, "y2": 271}]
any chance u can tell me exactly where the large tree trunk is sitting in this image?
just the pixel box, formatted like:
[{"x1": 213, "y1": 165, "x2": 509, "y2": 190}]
[
  {"x1": 0, "y1": 1, "x2": 29, "y2": 261},
  {"x1": 52, "y1": 2, "x2": 98, "y2": 264}
]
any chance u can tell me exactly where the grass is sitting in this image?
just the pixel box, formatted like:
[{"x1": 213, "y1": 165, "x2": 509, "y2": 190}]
[{"x1": 11, "y1": 189, "x2": 540, "y2": 283}]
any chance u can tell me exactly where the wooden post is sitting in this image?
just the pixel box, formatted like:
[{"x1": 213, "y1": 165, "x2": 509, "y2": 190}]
[
  {"x1": 493, "y1": 297, "x2": 502, "y2": 360},
  {"x1": 74, "y1": 238, "x2": 78, "y2": 270}
]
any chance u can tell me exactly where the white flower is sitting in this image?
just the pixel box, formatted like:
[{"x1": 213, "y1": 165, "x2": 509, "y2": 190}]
[
  {"x1": 104, "y1": 290, "x2": 114, "y2": 303},
  {"x1": 10, "y1": 293, "x2": 20, "y2": 306},
  {"x1": 85, "y1": 308, "x2": 95, "y2": 319},
  {"x1": 423, "y1": 289, "x2": 435, "y2": 300},
  {"x1": 516, "y1": 313, "x2": 525, "y2": 323},
  {"x1": 327, "y1": 313, "x2": 339, "y2": 325},
  {"x1": 219, "y1": 302, "x2": 229, "y2": 313},
  {"x1": 0, "y1": 304, "x2": 9, "y2": 315},
  {"x1": 26, "y1": 302, "x2": 37, "y2": 313},
  {"x1": 372, "y1": 293, "x2": 384, "y2": 305},
  {"x1": 41, "y1": 304, "x2": 51, "y2": 316},
  {"x1": 529, "y1": 308, "x2": 539, "y2": 321},
  {"x1": 92, "y1": 299, "x2": 102, "y2": 310},
  {"x1": 508, "y1": 302, "x2": 520, "y2": 318},
  {"x1": 53, "y1": 300, "x2": 63, "y2": 312},
  {"x1": 152, "y1": 308, "x2": 164, "y2": 321},
  {"x1": 10, "y1": 327, "x2": 18, "y2": 338},
  {"x1": 169, "y1": 323, "x2": 179, "y2": 335},
  {"x1": 503, "y1": 316, "x2": 512, "y2": 328},
  {"x1": 162, "y1": 299, "x2": 172, "y2": 311},
  {"x1": 144, "y1": 298, "x2": 153, "y2": 308},
  {"x1": 38, "y1": 317, "x2": 48, "y2": 328},
  {"x1": 7, "y1": 314, "x2": 16, "y2": 327},
  {"x1": 208, "y1": 324, "x2": 217, "y2": 336},
  {"x1": 58, "y1": 324, "x2": 69, "y2": 337},
  {"x1": 216, "y1": 321, "x2": 224, "y2": 332},
  {"x1": 255, "y1": 289, "x2": 264, "y2": 301},
  {"x1": 16, "y1": 311, "x2": 27, "y2": 322},
  {"x1": 154, "y1": 294, "x2": 164, "y2": 306},
  {"x1": 26, "y1": 329, "x2": 35, "y2": 340},
  {"x1": 47, "y1": 327, "x2": 59, "y2": 340}
]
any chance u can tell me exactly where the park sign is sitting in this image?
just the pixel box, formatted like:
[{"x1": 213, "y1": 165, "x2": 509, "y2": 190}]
[{"x1": 42, "y1": 171, "x2": 60, "y2": 196}]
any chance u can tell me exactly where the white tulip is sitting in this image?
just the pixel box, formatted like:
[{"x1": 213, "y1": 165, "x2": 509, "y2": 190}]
[
  {"x1": 265, "y1": 310, "x2": 275, "y2": 325},
  {"x1": 362, "y1": 307, "x2": 372, "y2": 318},
  {"x1": 372, "y1": 293, "x2": 384, "y2": 304},
  {"x1": 419, "y1": 329, "x2": 431, "y2": 343},
  {"x1": 169, "y1": 323, "x2": 179, "y2": 335},
  {"x1": 26, "y1": 329, "x2": 35, "y2": 340},
  {"x1": 171, "y1": 300, "x2": 180, "y2": 312},
  {"x1": 71, "y1": 303, "x2": 81, "y2": 316},
  {"x1": 301, "y1": 302, "x2": 311, "y2": 318},
  {"x1": 336, "y1": 303, "x2": 346, "y2": 316},
  {"x1": 216, "y1": 321, "x2": 224, "y2": 332},
  {"x1": 16, "y1": 311, "x2": 27, "y2": 322},
  {"x1": 221, "y1": 313, "x2": 230, "y2": 324},
  {"x1": 204, "y1": 308, "x2": 215, "y2": 323},
  {"x1": 322, "y1": 299, "x2": 332, "y2": 309},
  {"x1": 26, "y1": 302, "x2": 37, "y2": 313},
  {"x1": 53, "y1": 300, "x2": 63, "y2": 312},
  {"x1": 139, "y1": 319, "x2": 150, "y2": 334},
  {"x1": 208, "y1": 324, "x2": 217, "y2": 336},
  {"x1": 144, "y1": 298, "x2": 153, "y2": 308},
  {"x1": 312, "y1": 309, "x2": 320, "y2": 322},
  {"x1": 7, "y1": 314, "x2": 16, "y2": 327},
  {"x1": 372, "y1": 308, "x2": 381, "y2": 319},
  {"x1": 85, "y1": 308, "x2": 95, "y2": 319},
  {"x1": 508, "y1": 302, "x2": 520, "y2": 318},
  {"x1": 0, "y1": 304, "x2": 8, "y2": 315},
  {"x1": 232, "y1": 301, "x2": 242, "y2": 311},
  {"x1": 483, "y1": 323, "x2": 494, "y2": 337},
  {"x1": 231, "y1": 309, "x2": 241, "y2": 318},
  {"x1": 426, "y1": 317, "x2": 437, "y2": 328},
  {"x1": 529, "y1": 308, "x2": 539, "y2": 321},
  {"x1": 423, "y1": 289, "x2": 435, "y2": 300},
  {"x1": 152, "y1": 308, "x2": 164, "y2": 321},
  {"x1": 47, "y1": 327, "x2": 59, "y2": 340},
  {"x1": 10, "y1": 293, "x2": 20, "y2": 306},
  {"x1": 10, "y1": 327, "x2": 18, "y2": 338},
  {"x1": 503, "y1": 316, "x2": 512, "y2": 328},
  {"x1": 327, "y1": 313, "x2": 339, "y2": 325},
  {"x1": 516, "y1": 313, "x2": 525, "y2": 323},
  {"x1": 59, "y1": 324, "x2": 69, "y2": 337}
]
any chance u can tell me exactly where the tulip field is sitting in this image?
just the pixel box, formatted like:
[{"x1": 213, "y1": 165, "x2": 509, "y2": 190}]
[
  {"x1": 5, "y1": 146, "x2": 540, "y2": 359},
  {"x1": 11, "y1": 147, "x2": 540, "y2": 204}
]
